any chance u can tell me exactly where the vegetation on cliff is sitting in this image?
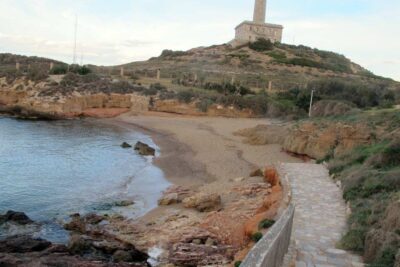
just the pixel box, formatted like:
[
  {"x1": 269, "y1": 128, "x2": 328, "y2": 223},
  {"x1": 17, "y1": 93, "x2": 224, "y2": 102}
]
[{"x1": 322, "y1": 110, "x2": 400, "y2": 267}]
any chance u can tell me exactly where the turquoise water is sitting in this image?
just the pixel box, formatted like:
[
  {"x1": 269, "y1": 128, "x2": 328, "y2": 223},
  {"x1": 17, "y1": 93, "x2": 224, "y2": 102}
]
[{"x1": 0, "y1": 117, "x2": 170, "y2": 243}]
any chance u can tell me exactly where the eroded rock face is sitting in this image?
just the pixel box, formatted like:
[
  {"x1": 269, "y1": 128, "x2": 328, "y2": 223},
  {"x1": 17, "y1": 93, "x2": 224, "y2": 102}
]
[
  {"x1": 182, "y1": 193, "x2": 222, "y2": 212},
  {"x1": 134, "y1": 142, "x2": 156, "y2": 156},
  {"x1": 283, "y1": 122, "x2": 373, "y2": 160},
  {"x1": 311, "y1": 100, "x2": 357, "y2": 117}
]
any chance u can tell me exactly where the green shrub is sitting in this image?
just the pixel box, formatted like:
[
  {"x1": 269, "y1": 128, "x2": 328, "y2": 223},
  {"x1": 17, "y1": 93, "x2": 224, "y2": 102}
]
[
  {"x1": 284, "y1": 57, "x2": 323, "y2": 68},
  {"x1": 150, "y1": 83, "x2": 167, "y2": 91},
  {"x1": 266, "y1": 51, "x2": 287, "y2": 61},
  {"x1": 196, "y1": 98, "x2": 215, "y2": 112},
  {"x1": 258, "y1": 219, "x2": 275, "y2": 229},
  {"x1": 177, "y1": 90, "x2": 196, "y2": 103},
  {"x1": 160, "y1": 50, "x2": 189, "y2": 58},
  {"x1": 50, "y1": 64, "x2": 68, "y2": 75},
  {"x1": 339, "y1": 229, "x2": 365, "y2": 251},
  {"x1": 249, "y1": 38, "x2": 274, "y2": 52},
  {"x1": 27, "y1": 67, "x2": 49, "y2": 82},
  {"x1": 370, "y1": 248, "x2": 397, "y2": 267},
  {"x1": 251, "y1": 232, "x2": 263, "y2": 242},
  {"x1": 69, "y1": 64, "x2": 91, "y2": 75},
  {"x1": 234, "y1": 261, "x2": 242, "y2": 267}
]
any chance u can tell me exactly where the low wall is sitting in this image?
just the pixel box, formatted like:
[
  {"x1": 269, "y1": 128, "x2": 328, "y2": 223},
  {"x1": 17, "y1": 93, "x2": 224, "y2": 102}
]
[{"x1": 241, "y1": 165, "x2": 295, "y2": 267}]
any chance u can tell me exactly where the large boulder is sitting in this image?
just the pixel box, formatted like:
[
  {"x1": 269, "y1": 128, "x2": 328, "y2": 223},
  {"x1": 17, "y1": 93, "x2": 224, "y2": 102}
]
[
  {"x1": 0, "y1": 210, "x2": 34, "y2": 225},
  {"x1": 182, "y1": 193, "x2": 222, "y2": 212},
  {"x1": 134, "y1": 141, "x2": 156, "y2": 156}
]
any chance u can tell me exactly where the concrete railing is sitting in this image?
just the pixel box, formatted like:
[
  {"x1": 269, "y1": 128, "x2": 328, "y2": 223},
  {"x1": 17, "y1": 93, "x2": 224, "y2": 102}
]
[
  {"x1": 241, "y1": 204, "x2": 295, "y2": 267},
  {"x1": 241, "y1": 165, "x2": 295, "y2": 267}
]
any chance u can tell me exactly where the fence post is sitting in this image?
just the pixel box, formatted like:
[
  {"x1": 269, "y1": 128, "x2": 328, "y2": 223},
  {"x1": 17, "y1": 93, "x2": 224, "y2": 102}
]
[
  {"x1": 157, "y1": 69, "x2": 161, "y2": 80},
  {"x1": 16, "y1": 62, "x2": 20, "y2": 71},
  {"x1": 268, "y1": 81, "x2": 273, "y2": 92},
  {"x1": 120, "y1": 67, "x2": 124, "y2": 77}
]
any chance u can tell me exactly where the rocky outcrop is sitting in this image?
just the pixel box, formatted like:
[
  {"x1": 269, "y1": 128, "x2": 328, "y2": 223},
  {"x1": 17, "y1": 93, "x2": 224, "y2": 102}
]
[
  {"x1": 63, "y1": 213, "x2": 149, "y2": 264},
  {"x1": 168, "y1": 228, "x2": 236, "y2": 266},
  {"x1": 0, "y1": 237, "x2": 148, "y2": 267},
  {"x1": 153, "y1": 99, "x2": 255, "y2": 118},
  {"x1": 182, "y1": 193, "x2": 222, "y2": 212},
  {"x1": 234, "y1": 124, "x2": 288, "y2": 145},
  {"x1": 0, "y1": 236, "x2": 51, "y2": 253},
  {"x1": 134, "y1": 141, "x2": 156, "y2": 156},
  {"x1": 311, "y1": 100, "x2": 358, "y2": 117},
  {"x1": 282, "y1": 122, "x2": 374, "y2": 160},
  {"x1": 0, "y1": 78, "x2": 149, "y2": 119}
]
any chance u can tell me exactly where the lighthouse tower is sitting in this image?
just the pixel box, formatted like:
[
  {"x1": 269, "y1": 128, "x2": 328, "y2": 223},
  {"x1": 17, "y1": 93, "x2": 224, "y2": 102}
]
[{"x1": 231, "y1": 0, "x2": 283, "y2": 47}]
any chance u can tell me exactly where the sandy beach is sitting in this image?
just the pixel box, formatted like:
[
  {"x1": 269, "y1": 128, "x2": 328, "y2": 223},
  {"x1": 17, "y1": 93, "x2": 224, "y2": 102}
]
[
  {"x1": 113, "y1": 112, "x2": 301, "y2": 186},
  {"x1": 99, "y1": 112, "x2": 303, "y2": 264}
]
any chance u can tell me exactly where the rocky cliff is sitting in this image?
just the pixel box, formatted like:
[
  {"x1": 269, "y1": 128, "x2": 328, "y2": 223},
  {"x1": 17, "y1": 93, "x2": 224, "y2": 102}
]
[{"x1": 0, "y1": 77, "x2": 149, "y2": 119}]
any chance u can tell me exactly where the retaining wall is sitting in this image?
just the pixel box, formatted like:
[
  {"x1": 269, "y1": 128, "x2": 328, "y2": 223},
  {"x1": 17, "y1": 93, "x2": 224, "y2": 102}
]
[{"x1": 241, "y1": 165, "x2": 295, "y2": 267}]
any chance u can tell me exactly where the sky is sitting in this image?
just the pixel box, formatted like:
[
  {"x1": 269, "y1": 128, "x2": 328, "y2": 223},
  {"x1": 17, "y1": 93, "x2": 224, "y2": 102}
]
[{"x1": 0, "y1": 0, "x2": 399, "y2": 80}]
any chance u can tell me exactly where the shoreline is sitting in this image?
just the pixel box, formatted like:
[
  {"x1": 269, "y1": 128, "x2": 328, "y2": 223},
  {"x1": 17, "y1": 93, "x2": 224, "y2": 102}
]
[{"x1": 102, "y1": 114, "x2": 213, "y2": 188}]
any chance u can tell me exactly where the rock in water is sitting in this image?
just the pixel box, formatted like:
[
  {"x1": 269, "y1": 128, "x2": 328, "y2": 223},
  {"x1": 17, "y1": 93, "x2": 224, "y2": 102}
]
[
  {"x1": 134, "y1": 141, "x2": 156, "y2": 156},
  {"x1": 0, "y1": 235, "x2": 51, "y2": 253},
  {"x1": 0, "y1": 210, "x2": 34, "y2": 225},
  {"x1": 121, "y1": 142, "x2": 132, "y2": 148}
]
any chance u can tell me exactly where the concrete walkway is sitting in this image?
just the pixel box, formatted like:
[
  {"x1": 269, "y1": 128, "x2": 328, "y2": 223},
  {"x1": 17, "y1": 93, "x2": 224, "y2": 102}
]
[{"x1": 281, "y1": 163, "x2": 364, "y2": 267}]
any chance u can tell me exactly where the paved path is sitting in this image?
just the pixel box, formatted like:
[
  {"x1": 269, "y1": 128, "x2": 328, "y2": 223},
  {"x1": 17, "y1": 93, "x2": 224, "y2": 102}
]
[{"x1": 282, "y1": 163, "x2": 364, "y2": 267}]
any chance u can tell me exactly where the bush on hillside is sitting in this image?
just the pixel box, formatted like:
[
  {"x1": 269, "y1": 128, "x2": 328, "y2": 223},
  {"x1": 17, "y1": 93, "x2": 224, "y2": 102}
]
[
  {"x1": 69, "y1": 64, "x2": 92, "y2": 75},
  {"x1": 160, "y1": 49, "x2": 189, "y2": 58},
  {"x1": 49, "y1": 64, "x2": 68, "y2": 75},
  {"x1": 249, "y1": 38, "x2": 274, "y2": 52},
  {"x1": 327, "y1": 135, "x2": 400, "y2": 266},
  {"x1": 177, "y1": 90, "x2": 197, "y2": 103},
  {"x1": 27, "y1": 67, "x2": 48, "y2": 82}
]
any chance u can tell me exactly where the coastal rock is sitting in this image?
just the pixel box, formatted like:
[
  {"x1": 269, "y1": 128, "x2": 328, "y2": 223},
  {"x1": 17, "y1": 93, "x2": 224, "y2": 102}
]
[
  {"x1": 121, "y1": 142, "x2": 132, "y2": 148},
  {"x1": 64, "y1": 213, "x2": 106, "y2": 233},
  {"x1": 67, "y1": 234, "x2": 149, "y2": 263},
  {"x1": 0, "y1": 235, "x2": 51, "y2": 253},
  {"x1": 158, "y1": 186, "x2": 193, "y2": 206},
  {"x1": 169, "y1": 242, "x2": 235, "y2": 266},
  {"x1": 282, "y1": 122, "x2": 373, "y2": 160},
  {"x1": 114, "y1": 200, "x2": 135, "y2": 207},
  {"x1": 232, "y1": 183, "x2": 271, "y2": 196},
  {"x1": 168, "y1": 227, "x2": 236, "y2": 265},
  {"x1": 134, "y1": 141, "x2": 156, "y2": 156},
  {"x1": 158, "y1": 193, "x2": 179, "y2": 206},
  {"x1": 182, "y1": 193, "x2": 222, "y2": 212},
  {"x1": 0, "y1": 210, "x2": 34, "y2": 225}
]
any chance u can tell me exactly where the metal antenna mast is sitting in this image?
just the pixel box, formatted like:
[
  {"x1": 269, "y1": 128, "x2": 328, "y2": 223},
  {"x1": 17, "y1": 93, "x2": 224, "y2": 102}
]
[{"x1": 73, "y1": 16, "x2": 78, "y2": 64}]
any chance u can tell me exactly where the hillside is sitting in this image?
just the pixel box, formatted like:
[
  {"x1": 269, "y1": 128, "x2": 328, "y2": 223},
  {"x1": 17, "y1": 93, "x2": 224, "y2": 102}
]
[
  {"x1": 110, "y1": 41, "x2": 399, "y2": 92},
  {"x1": 1, "y1": 42, "x2": 400, "y2": 119},
  {"x1": 0, "y1": 53, "x2": 63, "y2": 73}
]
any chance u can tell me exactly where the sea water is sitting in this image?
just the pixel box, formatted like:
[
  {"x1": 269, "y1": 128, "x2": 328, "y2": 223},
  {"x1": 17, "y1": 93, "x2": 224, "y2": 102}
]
[{"x1": 0, "y1": 117, "x2": 170, "y2": 243}]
